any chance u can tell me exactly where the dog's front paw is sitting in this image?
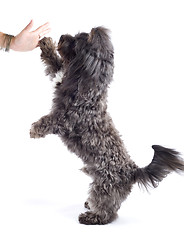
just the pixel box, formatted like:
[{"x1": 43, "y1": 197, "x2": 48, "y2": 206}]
[
  {"x1": 39, "y1": 37, "x2": 55, "y2": 52},
  {"x1": 30, "y1": 123, "x2": 44, "y2": 139}
]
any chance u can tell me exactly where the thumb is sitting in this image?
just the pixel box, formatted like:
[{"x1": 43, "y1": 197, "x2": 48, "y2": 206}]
[{"x1": 23, "y1": 20, "x2": 34, "y2": 32}]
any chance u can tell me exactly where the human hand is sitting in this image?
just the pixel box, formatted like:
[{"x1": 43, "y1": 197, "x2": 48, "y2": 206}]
[{"x1": 10, "y1": 20, "x2": 50, "y2": 52}]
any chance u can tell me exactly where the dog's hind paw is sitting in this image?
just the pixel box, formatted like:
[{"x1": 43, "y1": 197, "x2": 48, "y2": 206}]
[
  {"x1": 79, "y1": 211, "x2": 117, "y2": 225},
  {"x1": 84, "y1": 201, "x2": 90, "y2": 210},
  {"x1": 79, "y1": 212, "x2": 102, "y2": 225}
]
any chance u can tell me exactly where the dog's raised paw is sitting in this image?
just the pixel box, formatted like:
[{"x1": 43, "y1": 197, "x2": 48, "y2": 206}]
[
  {"x1": 30, "y1": 124, "x2": 43, "y2": 139},
  {"x1": 39, "y1": 37, "x2": 52, "y2": 46},
  {"x1": 39, "y1": 37, "x2": 55, "y2": 51},
  {"x1": 30, "y1": 128, "x2": 38, "y2": 139}
]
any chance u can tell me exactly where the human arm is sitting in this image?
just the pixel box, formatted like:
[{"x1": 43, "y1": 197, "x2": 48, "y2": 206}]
[
  {"x1": 0, "y1": 32, "x2": 14, "y2": 51},
  {"x1": 0, "y1": 20, "x2": 50, "y2": 52}
]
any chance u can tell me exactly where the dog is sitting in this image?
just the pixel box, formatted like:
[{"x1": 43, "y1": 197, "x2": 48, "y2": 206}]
[{"x1": 30, "y1": 27, "x2": 184, "y2": 225}]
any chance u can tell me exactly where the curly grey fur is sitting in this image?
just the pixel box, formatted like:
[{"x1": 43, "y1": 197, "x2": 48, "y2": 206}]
[{"x1": 30, "y1": 27, "x2": 184, "y2": 225}]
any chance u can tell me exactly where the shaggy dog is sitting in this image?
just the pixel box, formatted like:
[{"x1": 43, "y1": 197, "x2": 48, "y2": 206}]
[{"x1": 30, "y1": 27, "x2": 184, "y2": 225}]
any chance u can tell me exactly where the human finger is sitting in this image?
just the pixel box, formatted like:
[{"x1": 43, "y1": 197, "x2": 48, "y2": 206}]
[
  {"x1": 23, "y1": 20, "x2": 34, "y2": 32},
  {"x1": 34, "y1": 22, "x2": 50, "y2": 35},
  {"x1": 38, "y1": 28, "x2": 51, "y2": 39}
]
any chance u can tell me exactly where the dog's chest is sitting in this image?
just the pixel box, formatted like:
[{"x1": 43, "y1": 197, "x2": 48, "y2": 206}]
[{"x1": 52, "y1": 70, "x2": 64, "y2": 86}]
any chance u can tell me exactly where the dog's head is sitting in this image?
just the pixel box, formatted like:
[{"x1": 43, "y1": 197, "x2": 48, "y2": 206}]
[
  {"x1": 58, "y1": 27, "x2": 113, "y2": 63},
  {"x1": 57, "y1": 34, "x2": 76, "y2": 63},
  {"x1": 58, "y1": 27, "x2": 114, "y2": 98}
]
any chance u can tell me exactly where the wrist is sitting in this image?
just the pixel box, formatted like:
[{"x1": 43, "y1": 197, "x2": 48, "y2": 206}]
[
  {"x1": 9, "y1": 36, "x2": 17, "y2": 51},
  {"x1": 0, "y1": 34, "x2": 15, "y2": 52},
  {"x1": 0, "y1": 32, "x2": 5, "y2": 48}
]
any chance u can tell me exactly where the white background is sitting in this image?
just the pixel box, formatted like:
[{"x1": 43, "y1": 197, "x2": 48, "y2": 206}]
[{"x1": 0, "y1": 0, "x2": 184, "y2": 239}]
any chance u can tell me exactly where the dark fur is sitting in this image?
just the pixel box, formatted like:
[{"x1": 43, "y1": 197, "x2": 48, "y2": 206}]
[{"x1": 30, "y1": 27, "x2": 184, "y2": 225}]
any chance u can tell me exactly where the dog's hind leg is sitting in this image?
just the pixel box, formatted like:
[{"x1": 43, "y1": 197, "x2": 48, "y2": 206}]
[
  {"x1": 84, "y1": 199, "x2": 91, "y2": 210},
  {"x1": 30, "y1": 114, "x2": 56, "y2": 139},
  {"x1": 79, "y1": 182, "x2": 121, "y2": 225}
]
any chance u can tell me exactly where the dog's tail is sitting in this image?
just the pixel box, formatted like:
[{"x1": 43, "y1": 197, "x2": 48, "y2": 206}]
[{"x1": 133, "y1": 145, "x2": 184, "y2": 189}]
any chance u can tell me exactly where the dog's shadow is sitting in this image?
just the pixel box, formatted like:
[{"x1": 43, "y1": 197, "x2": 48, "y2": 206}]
[
  {"x1": 57, "y1": 204, "x2": 139, "y2": 226},
  {"x1": 26, "y1": 198, "x2": 139, "y2": 225},
  {"x1": 57, "y1": 203, "x2": 85, "y2": 222}
]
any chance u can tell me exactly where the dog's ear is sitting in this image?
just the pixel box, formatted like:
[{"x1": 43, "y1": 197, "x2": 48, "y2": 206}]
[
  {"x1": 88, "y1": 27, "x2": 112, "y2": 50},
  {"x1": 89, "y1": 27, "x2": 109, "y2": 41},
  {"x1": 69, "y1": 27, "x2": 114, "y2": 100},
  {"x1": 88, "y1": 26, "x2": 114, "y2": 64},
  {"x1": 77, "y1": 52, "x2": 101, "y2": 99}
]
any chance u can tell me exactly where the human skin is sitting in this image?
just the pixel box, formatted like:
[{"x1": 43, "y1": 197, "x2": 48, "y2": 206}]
[{"x1": 0, "y1": 20, "x2": 50, "y2": 52}]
